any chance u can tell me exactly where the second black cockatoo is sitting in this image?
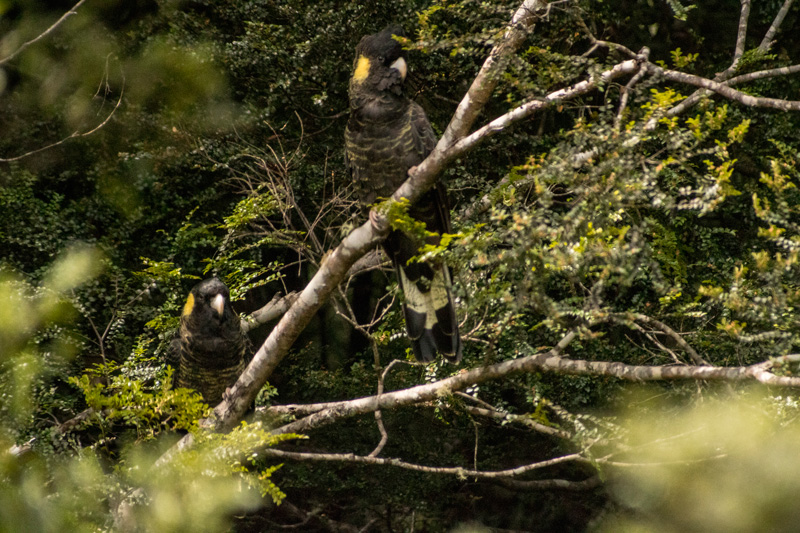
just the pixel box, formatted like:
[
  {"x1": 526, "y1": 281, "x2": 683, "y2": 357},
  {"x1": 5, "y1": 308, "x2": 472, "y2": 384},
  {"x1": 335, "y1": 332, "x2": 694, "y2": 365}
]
[
  {"x1": 173, "y1": 278, "x2": 248, "y2": 405},
  {"x1": 344, "y1": 25, "x2": 462, "y2": 363}
]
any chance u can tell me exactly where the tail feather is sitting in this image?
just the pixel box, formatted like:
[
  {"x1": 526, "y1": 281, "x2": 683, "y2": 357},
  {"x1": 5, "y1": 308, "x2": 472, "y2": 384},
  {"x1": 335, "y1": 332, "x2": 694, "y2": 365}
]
[{"x1": 398, "y1": 264, "x2": 462, "y2": 362}]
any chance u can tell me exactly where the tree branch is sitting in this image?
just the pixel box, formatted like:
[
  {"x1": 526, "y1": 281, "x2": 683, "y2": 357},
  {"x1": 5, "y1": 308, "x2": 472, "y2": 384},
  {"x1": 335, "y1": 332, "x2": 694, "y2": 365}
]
[
  {"x1": 452, "y1": 59, "x2": 639, "y2": 157},
  {"x1": 759, "y1": 0, "x2": 794, "y2": 52},
  {"x1": 0, "y1": 77, "x2": 124, "y2": 163},
  {"x1": 661, "y1": 0, "x2": 792, "y2": 122},
  {"x1": 461, "y1": 58, "x2": 642, "y2": 218},
  {"x1": 648, "y1": 63, "x2": 800, "y2": 111},
  {"x1": 438, "y1": 0, "x2": 549, "y2": 146},
  {"x1": 720, "y1": 0, "x2": 751, "y2": 78},
  {"x1": 725, "y1": 63, "x2": 800, "y2": 86},
  {"x1": 241, "y1": 291, "x2": 300, "y2": 333},
  {"x1": 260, "y1": 330, "x2": 800, "y2": 440},
  {"x1": 261, "y1": 448, "x2": 588, "y2": 480},
  {"x1": 0, "y1": 0, "x2": 87, "y2": 66},
  {"x1": 268, "y1": 331, "x2": 575, "y2": 436},
  {"x1": 610, "y1": 312, "x2": 709, "y2": 366},
  {"x1": 462, "y1": 405, "x2": 572, "y2": 440}
]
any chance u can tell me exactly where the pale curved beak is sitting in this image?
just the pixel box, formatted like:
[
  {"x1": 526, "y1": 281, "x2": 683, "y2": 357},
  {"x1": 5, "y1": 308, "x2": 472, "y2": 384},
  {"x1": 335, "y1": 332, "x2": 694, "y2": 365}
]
[
  {"x1": 390, "y1": 57, "x2": 407, "y2": 80},
  {"x1": 211, "y1": 293, "x2": 225, "y2": 317}
]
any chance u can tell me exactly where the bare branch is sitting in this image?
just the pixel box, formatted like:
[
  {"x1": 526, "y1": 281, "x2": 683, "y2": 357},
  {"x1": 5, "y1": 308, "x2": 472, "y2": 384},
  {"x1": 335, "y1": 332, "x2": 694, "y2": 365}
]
[
  {"x1": 367, "y1": 354, "x2": 403, "y2": 457},
  {"x1": 438, "y1": 0, "x2": 549, "y2": 147},
  {"x1": 0, "y1": 74, "x2": 124, "y2": 163},
  {"x1": 462, "y1": 58, "x2": 642, "y2": 216},
  {"x1": 615, "y1": 51, "x2": 650, "y2": 131},
  {"x1": 759, "y1": 0, "x2": 794, "y2": 52},
  {"x1": 261, "y1": 448, "x2": 588, "y2": 480},
  {"x1": 450, "y1": 60, "x2": 640, "y2": 157},
  {"x1": 260, "y1": 331, "x2": 800, "y2": 440},
  {"x1": 265, "y1": 331, "x2": 577, "y2": 436},
  {"x1": 608, "y1": 312, "x2": 709, "y2": 366},
  {"x1": 463, "y1": 405, "x2": 572, "y2": 440},
  {"x1": 649, "y1": 63, "x2": 800, "y2": 111},
  {"x1": 0, "y1": 0, "x2": 88, "y2": 66},
  {"x1": 463, "y1": 57, "x2": 641, "y2": 218},
  {"x1": 658, "y1": 0, "x2": 793, "y2": 123},
  {"x1": 723, "y1": 0, "x2": 751, "y2": 77},
  {"x1": 725, "y1": 63, "x2": 800, "y2": 86},
  {"x1": 575, "y1": 13, "x2": 638, "y2": 59},
  {"x1": 666, "y1": 62, "x2": 800, "y2": 121},
  {"x1": 241, "y1": 291, "x2": 300, "y2": 333}
]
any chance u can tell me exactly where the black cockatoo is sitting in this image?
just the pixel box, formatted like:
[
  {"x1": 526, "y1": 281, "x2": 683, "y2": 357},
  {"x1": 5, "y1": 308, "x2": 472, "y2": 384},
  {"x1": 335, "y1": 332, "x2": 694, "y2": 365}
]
[
  {"x1": 344, "y1": 25, "x2": 462, "y2": 362},
  {"x1": 172, "y1": 278, "x2": 248, "y2": 405}
]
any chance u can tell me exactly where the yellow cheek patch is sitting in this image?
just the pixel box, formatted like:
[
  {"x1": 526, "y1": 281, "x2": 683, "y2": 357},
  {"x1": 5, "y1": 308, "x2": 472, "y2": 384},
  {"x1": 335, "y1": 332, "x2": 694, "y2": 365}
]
[
  {"x1": 353, "y1": 55, "x2": 371, "y2": 82},
  {"x1": 182, "y1": 293, "x2": 195, "y2": 317}
]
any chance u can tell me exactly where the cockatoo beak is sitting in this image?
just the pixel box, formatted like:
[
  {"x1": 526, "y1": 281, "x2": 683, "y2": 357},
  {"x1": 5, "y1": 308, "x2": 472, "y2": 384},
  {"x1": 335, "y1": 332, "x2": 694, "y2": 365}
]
[{"x1": 390, "y1": 56, "x2": 407, "y2": 80}]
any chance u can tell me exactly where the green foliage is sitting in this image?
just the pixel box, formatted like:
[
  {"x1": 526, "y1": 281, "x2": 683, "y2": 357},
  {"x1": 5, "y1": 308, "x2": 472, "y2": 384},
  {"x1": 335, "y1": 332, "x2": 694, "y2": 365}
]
[
  {"x1": 0, "y1": 246, "x2": 103, "y2": 439},
  {"x1": 382, "y1": 197, "x2": 436, "y2": 244},
  {"x1": 69, "y1": 362, "x2": 208, "y2": 439},
  {"x1": 0, "y1": 425, "x2": 293, "y2": 533},
  {"x1": 0, "y1": 249, "x2": 296, "y2": 529},
  {"x1": 599, "y1": 390, "x2": 800, "y2": 532},
  {"x1": 664, "y1": 0, "x2": 697, "y2": 21},
  {"x1": 186, "y1": 421, "x2": 303, "y2": 503}
]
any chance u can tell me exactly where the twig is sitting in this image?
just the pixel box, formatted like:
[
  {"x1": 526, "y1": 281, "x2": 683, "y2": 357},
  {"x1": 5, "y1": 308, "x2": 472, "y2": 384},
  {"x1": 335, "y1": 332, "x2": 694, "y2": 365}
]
[
  {"x1": 262, "y1": 330, "x2": 800, "y2": 440},
  {"x1": 463, "y1": 406, "x2": 572, "y2": 440},
  {"x1": 241, "y1": 291, "x2": 300, "y2": 333},
  {"x1": 725, "y1": 63, "x2": 800, "y2": 86},
  {"x1": 629, "y1": 313, "x2": 709, "y2": 366},
  {"x1": 614, "y1": 49, "x2": 650, "y2": 131},
  {"x1": 261, "y1": 331, "x2": 576, "y2": 426},
  {"x1": 659, "y1": 0, "x2": 792, "y2": 124},
  {"x1": 0, "y1": 0, "x2": 88, "y2": 66},
  {"x1": 367, "y1": 355, "x2": 404, "y2": 457},
  {"x1": 0, "y1": 76, "x2": 124, "y2": 163}
]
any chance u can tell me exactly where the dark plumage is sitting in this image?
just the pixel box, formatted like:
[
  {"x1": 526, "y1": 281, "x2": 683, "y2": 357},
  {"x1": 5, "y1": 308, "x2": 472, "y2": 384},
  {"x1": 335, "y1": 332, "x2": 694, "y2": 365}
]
[
  {"x1": 172, "y1": 278, "x2": 247, "y2": 405},
  {"x1": 345, "y1": 25, "x2": 462, "y2": 362}
]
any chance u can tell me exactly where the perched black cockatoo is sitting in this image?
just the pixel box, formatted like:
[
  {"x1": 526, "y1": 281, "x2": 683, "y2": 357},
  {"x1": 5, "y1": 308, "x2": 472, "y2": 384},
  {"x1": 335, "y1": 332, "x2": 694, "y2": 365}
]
[
  {"x1": 345, "y1": 25, "x2": 462, "y2": 362},
  {"x1": 172, "y1": 278, "x2": 248, "y2": 405}
]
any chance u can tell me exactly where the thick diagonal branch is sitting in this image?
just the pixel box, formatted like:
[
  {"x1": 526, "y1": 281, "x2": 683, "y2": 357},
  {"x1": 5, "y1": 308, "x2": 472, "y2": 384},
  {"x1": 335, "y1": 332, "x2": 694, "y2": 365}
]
[
  {"x1": 439, "y1": 0, "x2": 548, "y2": 146},
  {"x1": 206, "y1": 0, "x2": 548, "y2": 433}
]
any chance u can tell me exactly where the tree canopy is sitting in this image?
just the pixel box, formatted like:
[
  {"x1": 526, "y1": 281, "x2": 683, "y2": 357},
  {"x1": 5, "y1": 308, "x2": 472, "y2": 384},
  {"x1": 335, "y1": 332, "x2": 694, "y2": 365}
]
[{"x1": 2, "y1": 0, "x2": 800, "y2": 531}]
